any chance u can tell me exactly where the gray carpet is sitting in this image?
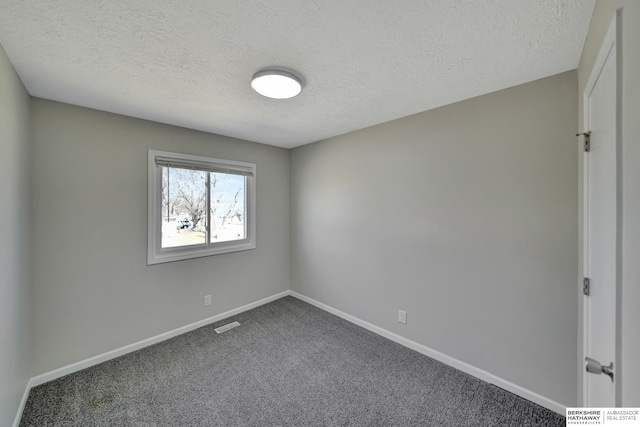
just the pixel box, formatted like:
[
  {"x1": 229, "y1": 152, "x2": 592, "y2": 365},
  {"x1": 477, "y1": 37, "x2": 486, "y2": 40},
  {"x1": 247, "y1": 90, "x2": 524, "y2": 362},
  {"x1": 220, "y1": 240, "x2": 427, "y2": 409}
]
[{"x1": 20, "y1": 296, "x2": 565, "y2": 426}]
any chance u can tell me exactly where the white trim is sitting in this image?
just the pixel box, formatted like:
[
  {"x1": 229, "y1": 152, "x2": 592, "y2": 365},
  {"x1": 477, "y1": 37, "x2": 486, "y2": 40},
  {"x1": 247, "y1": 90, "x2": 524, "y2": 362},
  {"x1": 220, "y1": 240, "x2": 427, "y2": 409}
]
[
  {"x1": 16, "y1": 289, "x2": 565, "y2": 423},
  {"x1": 12, "y1": 379, "x2": 34, "y2": 427},
  {"x1": 14, "y1": 290, "x2": 288, "y2": 425},
  {"x1": 147, "y1": 149, "x2": 257, "y2": 265},
  {"x1": 290, "y1": 291, "x2": 566, "y2": 415},
  {"x1": 580, "y1": 9, "x2": 622, "y2": 407},
  {"x1": 28, "y1": 291, "x2": 289, "y2": 388}
]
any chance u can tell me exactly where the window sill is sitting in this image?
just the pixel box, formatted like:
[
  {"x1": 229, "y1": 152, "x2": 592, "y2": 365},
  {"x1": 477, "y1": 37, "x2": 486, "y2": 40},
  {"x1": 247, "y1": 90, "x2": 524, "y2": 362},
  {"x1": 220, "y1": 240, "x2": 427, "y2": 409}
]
[{"x1": 147, "y1": 240, "x2": 256, "y2": 265}]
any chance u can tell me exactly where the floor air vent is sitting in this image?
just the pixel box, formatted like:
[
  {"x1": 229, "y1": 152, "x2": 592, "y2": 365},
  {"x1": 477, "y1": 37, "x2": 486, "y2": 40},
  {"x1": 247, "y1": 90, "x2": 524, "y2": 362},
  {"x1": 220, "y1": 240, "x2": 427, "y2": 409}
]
[{"x1": 214, "y1": 321, "x2": 240, "y2": 334}]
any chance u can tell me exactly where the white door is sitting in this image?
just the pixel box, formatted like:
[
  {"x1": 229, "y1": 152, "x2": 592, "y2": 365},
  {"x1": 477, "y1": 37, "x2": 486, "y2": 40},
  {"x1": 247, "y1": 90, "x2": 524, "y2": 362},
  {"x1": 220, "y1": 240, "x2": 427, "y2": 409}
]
[{"x1": 583, "y1": 12, "x2": 620, "y2": 407}]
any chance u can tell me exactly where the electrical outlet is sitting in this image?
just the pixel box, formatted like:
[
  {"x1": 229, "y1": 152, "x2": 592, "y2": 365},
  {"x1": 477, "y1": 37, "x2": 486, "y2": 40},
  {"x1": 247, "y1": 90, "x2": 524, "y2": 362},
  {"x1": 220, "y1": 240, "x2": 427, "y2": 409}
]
[
  {"x1": 204, "y1": 294, "x2": 211, "y2": 306},
  {"x1": 398, "y1": 309, "x2": 407, "y2": 324}
]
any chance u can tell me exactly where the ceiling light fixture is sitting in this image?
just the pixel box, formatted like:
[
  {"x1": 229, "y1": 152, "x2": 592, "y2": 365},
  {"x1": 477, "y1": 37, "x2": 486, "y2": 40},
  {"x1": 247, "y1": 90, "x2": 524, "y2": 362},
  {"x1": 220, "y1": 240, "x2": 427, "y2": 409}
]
[{"x1": 251, "y1": 70, "x2": 303, "y2": 99}]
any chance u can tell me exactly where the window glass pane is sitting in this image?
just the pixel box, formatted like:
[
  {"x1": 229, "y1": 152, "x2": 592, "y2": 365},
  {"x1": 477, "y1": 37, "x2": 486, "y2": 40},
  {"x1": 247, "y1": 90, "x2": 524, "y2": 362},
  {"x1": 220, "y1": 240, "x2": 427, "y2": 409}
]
[
  {"x1": 210, "y1": 172, "x2": 246, "y2": 243},
  {"x1": 161, "y1": 167, "x2": 207, "y2": 248}
]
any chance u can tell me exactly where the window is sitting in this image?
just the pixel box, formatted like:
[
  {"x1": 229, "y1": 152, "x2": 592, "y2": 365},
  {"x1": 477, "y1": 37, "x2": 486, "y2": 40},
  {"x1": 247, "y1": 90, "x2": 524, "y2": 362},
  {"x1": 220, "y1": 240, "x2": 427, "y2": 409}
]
[{"x1": 148, "y1": 150, "x2": 256, "y2": 264}]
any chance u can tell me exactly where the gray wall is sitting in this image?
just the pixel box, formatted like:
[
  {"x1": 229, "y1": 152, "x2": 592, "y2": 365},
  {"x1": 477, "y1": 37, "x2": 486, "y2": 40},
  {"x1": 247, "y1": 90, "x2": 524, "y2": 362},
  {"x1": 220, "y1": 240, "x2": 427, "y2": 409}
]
[
  {"x1": 31, "y1": 100, "x2": 290, "y2": 375},
  {"x1": 577, "y1": 0, "x2": 640, "y2": 406},
  {"x1": 0, "y1": 44, "x2": 31, "y2": 425},
  {"x1": 291, "y1": 71, "x2": 579, "y2": 406}
]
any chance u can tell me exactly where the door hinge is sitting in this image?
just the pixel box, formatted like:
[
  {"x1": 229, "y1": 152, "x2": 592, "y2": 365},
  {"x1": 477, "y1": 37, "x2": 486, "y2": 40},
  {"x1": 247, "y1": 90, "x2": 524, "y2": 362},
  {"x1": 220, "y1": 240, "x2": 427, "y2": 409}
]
[
  {"x1": 576, "y1": 131, "x2": 591, "y2": 152},
  {"x1": 583, "y1": 277, "x2": 591, "y2": 296}
]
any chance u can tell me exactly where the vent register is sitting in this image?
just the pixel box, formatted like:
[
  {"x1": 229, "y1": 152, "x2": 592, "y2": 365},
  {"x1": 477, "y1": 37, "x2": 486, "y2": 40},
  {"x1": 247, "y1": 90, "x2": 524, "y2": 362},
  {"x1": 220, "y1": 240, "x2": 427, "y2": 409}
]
[{"x1": 214, "y1": 321, "x2": 241, "y2": 334}]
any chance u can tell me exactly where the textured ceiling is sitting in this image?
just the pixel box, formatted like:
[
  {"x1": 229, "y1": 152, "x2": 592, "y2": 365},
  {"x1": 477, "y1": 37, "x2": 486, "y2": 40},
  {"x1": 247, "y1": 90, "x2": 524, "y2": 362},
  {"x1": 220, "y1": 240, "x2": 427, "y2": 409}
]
[{"x1": 0, "y1": 0, "x2": 594, "y2": 148}]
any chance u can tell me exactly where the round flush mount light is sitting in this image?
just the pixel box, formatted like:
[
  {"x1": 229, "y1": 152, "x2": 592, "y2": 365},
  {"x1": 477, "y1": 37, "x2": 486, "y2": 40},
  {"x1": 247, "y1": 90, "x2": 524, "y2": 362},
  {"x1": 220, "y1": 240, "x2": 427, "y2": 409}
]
[{"x1": 251, "y1": 70, "x2": 303, "y2": 99}]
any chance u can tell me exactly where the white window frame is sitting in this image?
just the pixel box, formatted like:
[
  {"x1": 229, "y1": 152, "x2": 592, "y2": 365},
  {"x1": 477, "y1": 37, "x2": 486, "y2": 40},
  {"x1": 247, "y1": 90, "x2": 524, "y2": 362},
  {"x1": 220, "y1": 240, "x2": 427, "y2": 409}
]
[{"x1": 147, "y1": 150, "x2": 256, "y2": 265}]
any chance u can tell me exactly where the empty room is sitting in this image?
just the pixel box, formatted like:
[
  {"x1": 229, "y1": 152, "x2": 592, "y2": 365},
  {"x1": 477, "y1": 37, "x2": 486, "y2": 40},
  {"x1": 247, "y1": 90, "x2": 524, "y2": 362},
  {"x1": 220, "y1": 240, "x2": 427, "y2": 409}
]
[{"x1": 2, "y1": 0, "x2": 639, "y2": 426}]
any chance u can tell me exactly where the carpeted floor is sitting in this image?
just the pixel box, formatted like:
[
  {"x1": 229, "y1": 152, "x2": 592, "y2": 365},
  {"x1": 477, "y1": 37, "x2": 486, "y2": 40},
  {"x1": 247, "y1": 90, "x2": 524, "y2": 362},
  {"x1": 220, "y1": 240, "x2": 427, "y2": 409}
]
[{"x1": 20, "y1": 296, "x2": 565, "y2": 426}]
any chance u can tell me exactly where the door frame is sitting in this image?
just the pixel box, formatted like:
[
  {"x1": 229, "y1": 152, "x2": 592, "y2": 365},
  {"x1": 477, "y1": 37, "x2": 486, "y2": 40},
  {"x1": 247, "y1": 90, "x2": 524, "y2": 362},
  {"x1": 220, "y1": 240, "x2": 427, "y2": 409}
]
[{"x1": 580, "y1": 9, "x2": 623, "y2": 407}]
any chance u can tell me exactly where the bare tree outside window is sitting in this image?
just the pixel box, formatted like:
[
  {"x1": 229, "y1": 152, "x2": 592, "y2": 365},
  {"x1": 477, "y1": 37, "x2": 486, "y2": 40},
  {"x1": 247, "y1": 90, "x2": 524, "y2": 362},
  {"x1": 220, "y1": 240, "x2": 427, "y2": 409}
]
[
  {"x1": 160, "y1": 167, "x2": 245, "y2": 248},
  {"x1": 210, "y1": 172, "x2": 245, "y2": 243},
  {"x1": 149, "y1": 150, "x2": 255, "y2": 264}
]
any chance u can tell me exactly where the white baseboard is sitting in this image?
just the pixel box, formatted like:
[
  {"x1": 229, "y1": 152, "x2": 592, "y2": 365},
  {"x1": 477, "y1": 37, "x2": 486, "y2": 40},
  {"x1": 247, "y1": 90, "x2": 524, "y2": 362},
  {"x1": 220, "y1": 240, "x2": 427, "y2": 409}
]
[
  {"x1": 29, "y1": 290, "x2": 289, "y2": 388},
  {"x1": 289, "y1": 291, "x2": 566, "y2": 415},
  {"x1": 13, "y1": 290, "x2": 290, "y2": 425},
  {"x1": 12, "y1": 378, "x2": 34, "y2": 427},
  {"x1": 15, "y1": 288, "x2": 564, "y2": 425},
  {"x1": 14, "y1": 290, "x2": 290, "y2": 426}
]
